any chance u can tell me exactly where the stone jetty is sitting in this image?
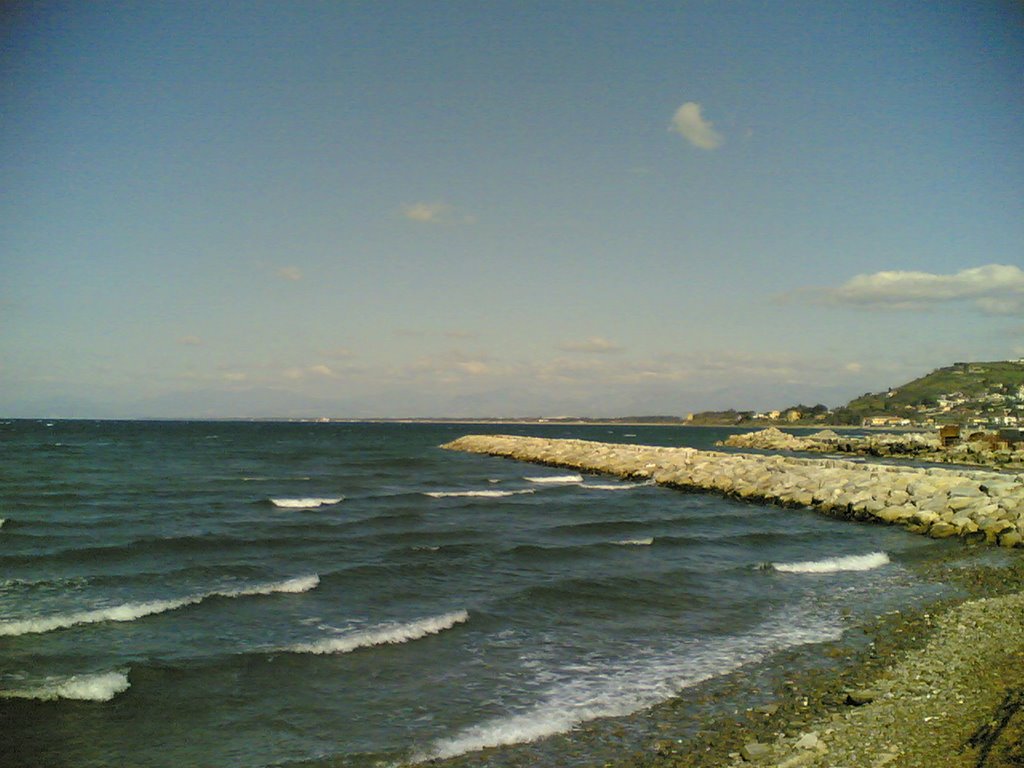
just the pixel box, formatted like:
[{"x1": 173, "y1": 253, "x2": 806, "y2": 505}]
[
  {"x1": 721, "y1": 426, "x2": 1024, "y2": 469},
  {"x1": 442, "y1": 435, "x2": 1024, "y2": 547}
]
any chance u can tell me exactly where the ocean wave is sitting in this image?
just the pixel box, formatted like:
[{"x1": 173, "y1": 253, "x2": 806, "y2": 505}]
[
  {"x1": 615, "y1": 537, "x2": 654, "y2": 546},
  {"x1": 0, "y1": 670, "x2": 130, "y2": 702},
  {"x1": 423, "y1": 490, "x2": 535, "y2": 499},
  {"x1": 285, "y1": 610, "x2": 468, "y2": 655},
  {"x1": 418, "y1": 606, "x2": 841, "y2": 761},
  {"x1": 269, "y1": 497, "x2": 344, "y2": 509},
  {"x1": 524, "y1": 474, "x2": 583, "y2": 484},
  {"x1": 0, "y1": 574, "x2": 319, "y2": 637},
  {"x1": 581, "y1": 481, "x2": 652, "y2": 491},
  {"x1": 771, "y1": 552, "x2": 890, "y2": 574}
]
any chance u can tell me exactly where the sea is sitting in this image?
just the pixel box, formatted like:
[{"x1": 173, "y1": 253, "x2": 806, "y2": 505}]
[{"x1": 0, "y1": 419, "x2": 979, "y2": 767}]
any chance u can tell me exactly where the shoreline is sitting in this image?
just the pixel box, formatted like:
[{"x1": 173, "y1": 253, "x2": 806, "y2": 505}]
[
  {"x1": 435, "y1": 435, "x2": 1024, "y2": 767},
  {"x1": 614, "y1": 548, "x2": 1024, "y2": 768},
  {"x1": 422, "y1": 545, "x2": 1024, "y2": 768}
]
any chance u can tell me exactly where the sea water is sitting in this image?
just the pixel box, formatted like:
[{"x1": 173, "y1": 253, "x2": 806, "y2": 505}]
[{"x1": 0, "y1": 420, "x2": 960, "y2": 767}]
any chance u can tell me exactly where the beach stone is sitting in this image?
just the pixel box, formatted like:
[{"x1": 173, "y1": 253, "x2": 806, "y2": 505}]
[
  {"x1": 998, "y1": 530, "x2": 1023, "y2": 548},
  {"x1": 793, "y1": 731, "x2": 819, "y2": 749},
  {"x1": 777, "y1": 751, "x2": 818, "y2": 768},
  {"x1": 928, "y1": 521, "x2": 959, "y2": 539},
  {"x1": 846, "y1": 688, "x2": 882, "y2": 705},
  {"x1": 740, "y1": 741, "x2": 773, "y2": 762}
]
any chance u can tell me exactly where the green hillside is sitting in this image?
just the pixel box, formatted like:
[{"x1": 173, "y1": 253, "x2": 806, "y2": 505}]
[{"x1": 832, "y1": 360, "x2": 1024, "y2": 424}]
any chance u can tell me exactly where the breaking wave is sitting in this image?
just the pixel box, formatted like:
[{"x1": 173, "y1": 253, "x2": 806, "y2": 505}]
[
  {"x1": 1, "y1": 670, "x2": 130, "y2": 702},
  {"x1": 269, "y1": 497, "x2": 343, "y2": 509},
  {"x1": 286, "y1": 610, "x2": 469, "y2": 655},
  {"x1": 582, "y1": 482, "x2": 652, "y2": 491},
  {"x1": 615, "y1": 538, "x2": 654, "y2": 546},
  {"x1": 417, "y1": 606, "x2": 841, "y2": 761},
  {"x1": 0, "y1": 574, "x2": 320, "y2": 637},
  {"x1": 771, "y1": 552, "x2": 890, "y2": 574},
  {"x1": 423, "y1": 490, "x2": 535, "y2": 499},
  {"x1": 524, "y1": 474, "x2": 583, "y2": 484}
]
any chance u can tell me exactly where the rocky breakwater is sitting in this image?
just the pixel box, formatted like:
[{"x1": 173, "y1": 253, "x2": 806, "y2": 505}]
[
  {"x1": 442, "y1": 435, "x2": 1024, "y2": 548},
  {"x1": 722, "y1": 426, "x2": 1024, "y2": 470}
]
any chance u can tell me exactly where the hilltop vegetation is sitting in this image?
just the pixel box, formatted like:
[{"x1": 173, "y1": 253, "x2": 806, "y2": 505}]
[
  {"x1": 831, "y1": 360, "x2": 1024, "y2": 426},
  {"x1": 687, "y1": 360, "x2": 1024, "y2": 428}
]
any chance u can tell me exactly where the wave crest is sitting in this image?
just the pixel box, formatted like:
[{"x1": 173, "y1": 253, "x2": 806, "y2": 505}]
[
  {"x1": 270, "y1": 497, "x2": 343, "y2": 509},
  {"x1": 423, "y1": 490, "x2": 535, "y2": 498},
  {"x1": 525, "y1": 474, "x2": 583, "y2": 484},
  {"x1": 582, "y1": 482, "x2": 651, "y2": 491},
  {"x1": 0, "y1": 574, "x2": 320, "y2": 637},
  {"x1": 286, "y1": 610, "x2": 469, "y2": 655},
  {"x1": 771, "y1": 552, "x2": 890, "y2": 574},
  {"x1": 1, "y1": 670, "x2": 130, "y2": 702}
]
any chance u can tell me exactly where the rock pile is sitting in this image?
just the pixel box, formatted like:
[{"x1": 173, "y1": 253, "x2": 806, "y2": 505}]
[
  {"x1": 721, "y1": 427, "x2": 1024, "y2": 469},
  {"x1": 442, "y1": 434, "x2": 1024, "y2": 548}
]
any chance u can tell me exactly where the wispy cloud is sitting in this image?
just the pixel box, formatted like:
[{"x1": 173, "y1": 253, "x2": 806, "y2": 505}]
[
  {"x1": 402, "y1": 201, "x2": 452, "y2": 224},
  {"x1": 277, "y1": 266, "x2": 303, "y2": 281},
  {"x1": 558, "y1": 336, "x2": 624, "y2": 354},
  {"x1": 815, "y1": 264, "x2": 1024, "y2": 315},
  {"x1": 283, "y1": 364, "x2": 336, "y2": 381},
  {"x1": 402, "y1": 201, "x2": 475, "y2": 225},
  {"x1": 669, "y1": 102, "x2": 724, "y2": 150}
]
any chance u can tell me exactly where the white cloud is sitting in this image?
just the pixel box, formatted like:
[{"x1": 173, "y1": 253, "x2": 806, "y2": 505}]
[
  {"x1": 456, "y1": 361, "x2": 491, "y2": 376},
  {"x1": 669, "y1": 102, "x2": 724, "y2": 150},
  {"x1": 277, "y1": 266, "x2": 303, "y2": 281},
  {"x1": 558, "y1": 336, "x2": 624, "y2": 354},
  {"x1": 402, "y1": 201, "x2": 452, "y2": 224},
  {"x1": 819, "y1": 264, "x2": 1024, "y2": 315},
  {"x1": 283, "y1": 364, "x2": 337, "y2": 381}
]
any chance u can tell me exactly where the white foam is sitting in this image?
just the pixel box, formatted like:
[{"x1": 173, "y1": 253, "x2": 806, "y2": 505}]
[
  {"x1": 417, "y1": 607, "x2": 841, "y2": 762},
  {"x1": 1, "y1": 670, "x2": 130, "y2": 702},
  {"x1": 0, "y1": 518, "x2": 6, "y2": 529},
  {"x1": 270, "y1": 497, "x2": 343, "y2": 509},
  {"x1": 287, "y1": 610, "x2": 468, "y2": 655},
  {"x1": 583, "y1": 482, "x2": 650, "y2": 491},
  {"x1": 525, "y1": 474, "x2": 583, "y2": 484},
  {"x1": 772, "y1": 552, "x2": 890, "y2": 574},
  {"x1": 231, "y1": 574, "x2": 320, "y2": 595},
  {"x1": 423, "y1": 490, "x2": 535, "y2": 498},
  {"x1": 0, "y1": 574, "x2": 320, "y2": 636},
  {"x1": 615, "y1": 538, "x2": 654, "y2": 546}
]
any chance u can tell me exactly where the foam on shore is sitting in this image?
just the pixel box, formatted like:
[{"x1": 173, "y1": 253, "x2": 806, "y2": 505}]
[{"x1": 772, "y1": 552, "x2": 890, "y2": 573}]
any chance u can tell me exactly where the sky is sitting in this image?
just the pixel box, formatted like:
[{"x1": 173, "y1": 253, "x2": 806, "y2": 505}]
[{"x1": 2, "y1": 1, "x2": 1023, "y2": 419}]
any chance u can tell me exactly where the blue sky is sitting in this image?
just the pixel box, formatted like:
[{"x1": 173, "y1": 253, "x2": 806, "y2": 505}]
[{"x1": 2, "y1": 1, "x2": 1023, "y2": 418}]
